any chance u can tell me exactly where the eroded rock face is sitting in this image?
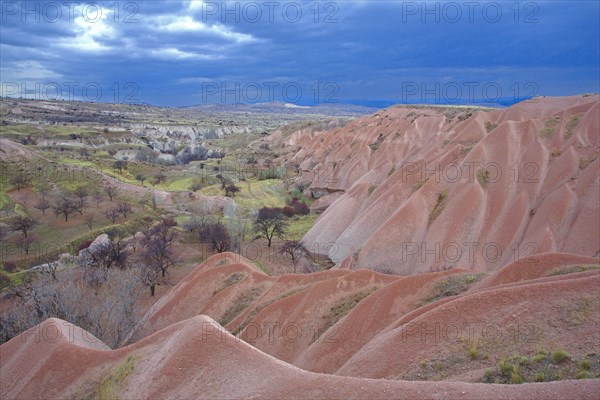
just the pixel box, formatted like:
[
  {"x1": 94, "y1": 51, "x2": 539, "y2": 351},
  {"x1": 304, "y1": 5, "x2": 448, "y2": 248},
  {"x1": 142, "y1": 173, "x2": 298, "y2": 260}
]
[{"x1": 283, "y1": 95, "x2": 600, "y2": 274}]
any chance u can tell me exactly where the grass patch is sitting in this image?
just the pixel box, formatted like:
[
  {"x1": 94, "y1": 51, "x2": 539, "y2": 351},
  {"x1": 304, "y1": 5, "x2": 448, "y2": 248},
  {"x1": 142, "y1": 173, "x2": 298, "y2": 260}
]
[
  {"x1": 485, "y1": 121, "x2": 498, "y2": 133},
  {"x1": 232, "y1": 286, "x2": 309, "y2": 335},
  {"x1": 565, "y1": 113, "x2": 584, "y2": 138},
  {"x1": 287, "y1": 214, "x2": 318, "y2": 241},
  {"x1": 422, "y1": 273, "x2": 485, "y2": 304},
  {"x1": 428, "y1": 189, "x2": 448, "y2": 225},
  {"x1": 548, "y1": 264, "x2": 600, "y2": 276},
  {"x1": 368, "y1": 184, "x2": 377, "y2": 196},
  {"x1": 540, "y1": 116, "x2": 560, "y2": 139},
  {"x1": 476, "y1": 168, "x2": 490, "y2": 188},
  {"x1": 552, "y1": 349, "x2": 570, "y2": 364},
  {"x1": 86, "y1": 355, "x2": 136, "y2": 400},
  {"x1": 413, "y1": 178, "x2": 428, "y2": 192},
  {"x1": 579, "y1": 157, "x2": 597, "y2": 170},
  {"x1": 213, "y1": 272, "x2": 245, "y2": 296},
  {"x1": 220, "y1": 287, "x2": 264, "y2": 326},
  {"x1": 315, "y1": 287, "x2": 378, "y2": 340},
  {"x1": 482, "y1": 351, "x2": 599, "y2": 384}
]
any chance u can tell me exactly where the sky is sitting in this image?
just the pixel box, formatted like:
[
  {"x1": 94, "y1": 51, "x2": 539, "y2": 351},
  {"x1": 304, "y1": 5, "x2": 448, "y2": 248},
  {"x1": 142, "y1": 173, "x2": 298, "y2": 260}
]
[{"x1": 1, "y1": 0, "x2": 599, "y2": 107}]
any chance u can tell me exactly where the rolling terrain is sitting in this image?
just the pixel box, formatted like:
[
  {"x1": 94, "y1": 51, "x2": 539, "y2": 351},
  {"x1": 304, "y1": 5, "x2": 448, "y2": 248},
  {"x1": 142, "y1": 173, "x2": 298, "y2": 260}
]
[
  {"x1": 272, "y1": 95, "x2": 600, "y2": 274},
  {"x1": 1, "y1": 95, "x2": 599, "y2": 399}
]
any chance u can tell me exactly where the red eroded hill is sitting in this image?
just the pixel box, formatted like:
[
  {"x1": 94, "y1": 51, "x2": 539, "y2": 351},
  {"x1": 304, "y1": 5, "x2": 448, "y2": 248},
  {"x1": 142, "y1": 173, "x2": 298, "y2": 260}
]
[
  {"x1": 2, "y1": 314, "x2": 599, "y2": 400},
  {"x1": 274, "y1": 95, "x2": 600, "y2": 274},
  {"x1": 1, "y1": 252, "x2": 599, "y2": 398}
]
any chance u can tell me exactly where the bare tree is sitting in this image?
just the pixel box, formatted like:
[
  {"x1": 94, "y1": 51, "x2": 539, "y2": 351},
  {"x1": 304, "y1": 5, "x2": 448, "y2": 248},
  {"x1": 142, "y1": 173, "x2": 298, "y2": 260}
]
[
  {"x1": 3, "y1": 267, "x2": 144, "y2": 348},
  {"x1": 15, "y1": 233, "x2": 37, "y2": 255},
  {"x1": 202, "y1": 222, "x2": 231, "y2": 253},
  {"x1": 34, "y1": 197, "x2": 51, "y2": 215},
  {"x1": 53, "y1": 196, "x2": 77, "y2": 222},
  {"x1": 138, "y1": 216, "x2": 155, "y2": 241},
  {"x1": 104, "y1": 185, "x2": 118, "y2": 201},
  {"x1": 254, "y1": 208, "x2": 288, "y2": 247},
  {"x1": 141, "y1": 218, "x2": 178, "y2": 277},
  {"x1": 17, "y1": 192, "x2": 29, "y2": 206},
  {"x1": 102, "y1": 207, "x2": 120, "y2": 224},
  {"x1": 84, "y1": 213, "x2": 95, "y2": 230},
  {"x1": 9, "y1": 173, "x2": 30, "y2": 191},
  {"x1": 116, "y1": 202, "x2": 132, "y2": 220},
  {"x1": 137, "y1": 263, "x2": 162, "y2": 296},
  {"x1": 8, "y1": 215, "x2": 36, "y2": 238},
  {"x1": 92, "y1": 190, "x2": 103, "y2": 207},
  {"x1": 280, "y1": 240, "x2": 304, "y2": 273},
  {"x1": 72, "y1": 186, "x2": 89, "y2": 214}
]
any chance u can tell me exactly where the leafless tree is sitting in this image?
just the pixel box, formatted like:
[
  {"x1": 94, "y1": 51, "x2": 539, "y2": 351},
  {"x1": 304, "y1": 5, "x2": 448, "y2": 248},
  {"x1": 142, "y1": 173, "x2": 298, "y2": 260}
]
[
  {"x1": 72, "y1": 186, "x2": 89, "y2": 214},
  {"x1": 14, "y1": 233, "x2": 37, "y2": 255},
  {"x1": 53, "y1": 195, "x2": 77, "y2": 222},
  {"x1": 34, "y1": 197, "x2": 51, "y2": 215},
  {"x1": 141, "y1": 218, "x2": 178, "y2": 277},
  {"x1": 17, "y1": 192, "x2": 29, "y2": 206},
  {"x1": 9, "y1": 173, "x2": 30, "y2": 191},
  {"x1": 280, "y1": 240, "x2": 304, "y2": 273},
  {"x1": 84, "y1": 213, "x2": 95, "y2": 230},
  {"x1": 102, "y1": 207, "x2": 120, "y2": 224},
  {"x1": 104, "y1": 185, "x2": 118, "y2": 201},
  {"x1": 3, "y1": 267, "x2": 144, "y2": 348},
  {"x1": 93, "y1": 190, "x2": 104, "y2": 207},
  {"x1": 137, "y1": 263, "x2": 162, "y2": 296},
  {"x1": 8, "y1": 215, "x2": 36, "y2": 238},
  {"x1": 116, "y1": 202, "x2": 132, "y2": 220}
]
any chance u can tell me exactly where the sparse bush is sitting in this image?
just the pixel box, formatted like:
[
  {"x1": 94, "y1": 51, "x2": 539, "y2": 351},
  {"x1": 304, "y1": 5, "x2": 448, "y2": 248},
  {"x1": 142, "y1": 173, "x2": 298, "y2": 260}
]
[
  {"x1": 292, "y1": 200, "x2": 310, "y2": 215},
  {"x1": 469, "y1": 341, "x2": 478, "y2": 360},
  {"x1": 485, "y1": 121, "x2": 498, "y2": 132},
  {"x1": 552, "y1": 349, "x2": 570, "y2": 364},
  {"x1": 281, "y1": 206, "x2": 295, "y2": 218},
  {"x1": 581, "y1": 359, "x2": 591, "y2": 370},
  {"x1": 477, "y1": 168, "x2": 490, "y2": 188}
]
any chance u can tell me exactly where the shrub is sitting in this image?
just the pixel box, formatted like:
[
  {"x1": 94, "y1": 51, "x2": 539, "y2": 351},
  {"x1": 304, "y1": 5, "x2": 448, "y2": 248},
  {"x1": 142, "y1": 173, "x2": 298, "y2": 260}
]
[
  {"x1": 281, "y1": 206, "x2": 295, "y2": 218},
  {"x1": 469, "y1": 341, "x2": 478, "y2": 360},
  {"x1": 581, "y1": 359, "x2": 591, "y2": 370},
  {"x1": 477, "y1": 168, "x2": 490, "y2": 188},
  {"x1": 291, "y1": 200, "x2": 310, "y2": 215},
  {"x1": 576, "y1": 371, "x2": 591, "y2": 379},
  {"x1": 534, "y1": 372, "x2": 546, "y2": 382},
  {"x1": 551, "y1": 349, "x2": 570, "y2": 364}
]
